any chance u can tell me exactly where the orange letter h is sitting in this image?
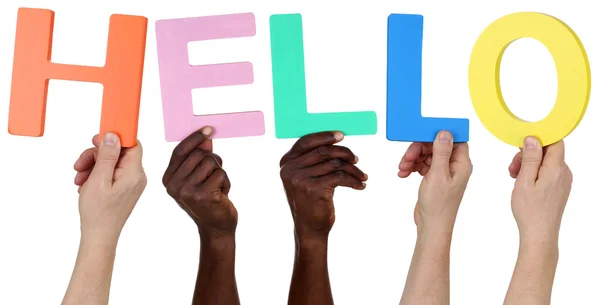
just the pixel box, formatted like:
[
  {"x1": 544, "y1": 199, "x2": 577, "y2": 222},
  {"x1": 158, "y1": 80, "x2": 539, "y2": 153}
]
[{"x1": 8, "y1": 8, "x2": 147, "y2": 147}]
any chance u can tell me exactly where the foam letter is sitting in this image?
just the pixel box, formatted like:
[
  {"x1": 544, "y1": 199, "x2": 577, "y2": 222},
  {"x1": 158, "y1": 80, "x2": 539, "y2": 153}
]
[
  {"x1": 155, "y1": 13, "x2": 264, "y2": 141},
  {"x1": 386, "y1": 14, "x2": 469, "y2": 142},
  {"x1": 469, "y1": 12, "x2": 590, "y2": 147},
  {"x1": 269, "y1": 14, "x2": 377, "y2": 138},
  {"x1": 8, "y1": 8, "x2": 147, "y2": 147}
]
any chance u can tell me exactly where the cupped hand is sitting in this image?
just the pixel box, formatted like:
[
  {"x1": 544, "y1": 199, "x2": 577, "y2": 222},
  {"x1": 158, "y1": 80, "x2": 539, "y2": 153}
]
[
  {"x1": 74, "y1": 132, "x2": 147, "y2": 243},
  {"x1": 279, "y1": 131, "x2": 368, "y2": 240},
  {"x1": 508, "y1": 137, "x2": 572, "y2": 243},
  {"x1": 398, "y1": 131, "x2": 472, "y2": 231},
  {"x1": 162, "y1": 126, "x2": 236, "y2": 238}
]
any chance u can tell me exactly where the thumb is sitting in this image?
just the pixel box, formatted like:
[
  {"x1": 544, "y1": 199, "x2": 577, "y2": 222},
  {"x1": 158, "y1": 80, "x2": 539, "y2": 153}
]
[
  {"x1": 516, "y1": 136, "x2": 542, "y2": 185},
  {"x1": 430, "y1": 130, "x2": 453, "y2": 177},
  {"x1": 89, "y1": 132, "x2": 121, "y2": 185}
]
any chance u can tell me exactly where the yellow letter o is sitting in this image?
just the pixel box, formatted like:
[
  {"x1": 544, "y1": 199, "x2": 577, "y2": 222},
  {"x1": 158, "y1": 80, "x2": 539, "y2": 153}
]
[{"x1": 469, "y1": 12, "x2": 590, "y2": 147}]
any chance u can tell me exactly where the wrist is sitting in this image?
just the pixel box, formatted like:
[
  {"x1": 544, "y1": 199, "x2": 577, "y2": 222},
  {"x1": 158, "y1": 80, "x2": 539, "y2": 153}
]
[
  {"x1": 295, "y1": 233, "x2": 328, "y2": 251},
  {"x1": 80, "y1": 230, "x2": 120, "y2": 249},
  {"x1": 76, "y1": 237, "x2": 118, "y2": 265},
  {"x1": 519, "y1": 237, "x2": 559, "y2": 260},
  {"x1": 295, "y1": 233, "x2": 328, "y2": 266},
  {"x1": 294, "y1": 223, "x2": 330, "y2": 242},
  {"x1": 519, "y1": 228, "x2": 560, "y2": 247},
  {"x1": 415, "y1": 225, "x2": 453, "y2": 258},
  {"x1": 415, "y1": 210, "x2": 457, "y2": 237},
  {"x1": 416, "y1": 222, "x2": 454, "y2": 242},
  {"x1": 199, "y1": 230, "x2": 235, "y2": 253}
]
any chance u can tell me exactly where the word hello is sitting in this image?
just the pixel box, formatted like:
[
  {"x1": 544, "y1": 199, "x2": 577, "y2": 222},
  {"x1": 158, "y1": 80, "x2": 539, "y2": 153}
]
[{"x1": 8, "y1": 9, "x2": 591, "y2": 148}]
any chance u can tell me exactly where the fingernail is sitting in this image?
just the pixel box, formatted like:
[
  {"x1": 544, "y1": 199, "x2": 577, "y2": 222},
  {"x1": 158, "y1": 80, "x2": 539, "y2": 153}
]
[
  {"x1": 524, "y1": 136, "x2": 537, "y2": 150},
  {"x1": 439, "y1": 131, "x2": 451, "y2": 144},
  {"x1": 202, "y1": 126, "x2": 212, "y2": 136},
  {"x1": 354, "y1": 155, "x2": 359, "y2": 163},
  {"x1": 333, "y1": 132, "x2": 344, "y2": 141},
  {"x1": 103, "y1": 132, "x2": 117, "y2": 146},
  {"x1": 364, "y1": 173, "x2": 368, "y2": 180}
]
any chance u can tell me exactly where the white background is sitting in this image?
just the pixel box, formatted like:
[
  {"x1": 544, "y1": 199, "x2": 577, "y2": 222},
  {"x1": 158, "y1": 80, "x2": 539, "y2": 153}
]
[{"x1": 0, "y1": 0, "x2": 598, "y2": 304}]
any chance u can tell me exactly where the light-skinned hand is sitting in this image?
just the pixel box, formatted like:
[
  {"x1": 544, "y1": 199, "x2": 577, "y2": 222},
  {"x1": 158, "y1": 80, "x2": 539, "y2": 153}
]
[
  {"x1": 398, "y1": 130, "x2": 472, "y2": 232},
  {"x1": 507, "y1": 137, "x2": 572, "y2": 244},
  {"x1": 73, "y1": 132, "x2": 147, "y2": 243}
]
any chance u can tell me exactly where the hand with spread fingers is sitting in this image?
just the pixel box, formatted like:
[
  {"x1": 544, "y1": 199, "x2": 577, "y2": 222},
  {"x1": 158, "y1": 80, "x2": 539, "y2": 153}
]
[
  {"x1": 504, "y1": 137, "x2": 572, "y2": 305},
  {"x1": 398, "y1": 130, "x2": 472, "y2": 305},
  {"x1": 162, "y1": 126, "x2": 239, "y2": 305},
  {"x1": 63, "y1": 132, "x2": 147, "y2": 305},
  {"x1": 279, "y1": 131, "x2": 368, "y2": 305}
]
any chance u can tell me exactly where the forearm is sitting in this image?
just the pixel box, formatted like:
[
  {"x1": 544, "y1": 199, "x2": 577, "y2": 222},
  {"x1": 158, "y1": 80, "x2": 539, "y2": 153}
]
[
  {"x1": 193, "y1": 233, "x2": 239, "y2": 305},
  {"x1": 288, "y1": 233, "x2": 333, "y2": 305},
  {"x1": 62, "y1": 238, "x2": 118, "y2": 305},
  {"x1": 400, "y1": 226, "x2": 452, "y2": 305},
  {"x1": 503, "y1": 239, "x2": 559, "y2": 305}
]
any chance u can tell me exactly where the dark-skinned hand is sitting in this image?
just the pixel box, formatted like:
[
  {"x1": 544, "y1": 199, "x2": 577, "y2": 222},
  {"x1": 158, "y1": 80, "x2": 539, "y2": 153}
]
[
  {"x1": 162, "y1": 126, "x2": 237, "y2": 237},
  {"x1": 279, "y1": 131, "x2": 368, "y2": 240}
]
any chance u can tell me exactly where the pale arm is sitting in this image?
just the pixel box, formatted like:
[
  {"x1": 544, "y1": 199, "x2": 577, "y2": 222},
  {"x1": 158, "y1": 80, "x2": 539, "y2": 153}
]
[
  {"x1": 503, "y1": 239, "x2": 559, "y2": 305},
  {"x1": 62, "y1": 237, "x2": 118, "y2": 305},
  {"x1": 400, "y1": 227, "x2": 452, "y2": 305}
]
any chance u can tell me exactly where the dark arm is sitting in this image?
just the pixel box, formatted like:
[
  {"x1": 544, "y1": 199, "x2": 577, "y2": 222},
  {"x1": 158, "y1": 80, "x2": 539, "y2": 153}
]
[
  {"x1": 288, "y1": 235, "x2": 333, "y2": 305},
  {"x1": 193, "y1": 233, "x2": 239, "y2": 305}
]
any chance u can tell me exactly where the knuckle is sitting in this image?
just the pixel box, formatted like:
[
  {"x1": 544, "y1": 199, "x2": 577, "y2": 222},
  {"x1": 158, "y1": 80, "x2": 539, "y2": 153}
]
[
  {"x1": 166, "y1": 185, "x2": 179, "y2": 198},
  {"x1": 212, "y1": 153, "x2": 223, "y2": 165},
  {"x1": 172, "y1": 146, "x2": 187, "y2": 159},
  {"x1": 305, "y1": 182, "x2": 323, "y2": 194},
  {"x1": 215, "y1": 168, "x2": 228, "y2": 180},
  {"x1": 209, "y1": 192, "x2": 223, "y2": 202},
  {"x1": 279, "y1": 165, "x2": 295, "y2": 181},
  {"x1": 335, "y1": 171, "x2": 347, "y2": 179},
  {"x1": 296, "y1": 143, "x2": 309, "y2": 153},
  {"x1": 131, "y1": 168, "x2": 147, "y2": 185},
  {"x1": 192, "y1": 192, "x2": 207, "y2": 203},
  {"x1": 192, "y1": 149, "x2": 209, "y2": 162},
  {"x1": 97, "y1": 153, "x2": 118, "y2": 163},
  {"x1": 316, "y1": 146, "x2": 330, "y2": 160},
  {"x1": 521, "y1": 154, "x2": 541, "y2": 163},
  {"x1": 434, "y1": 149, "x2": 452, "y2": 158},
  {"x1": 342, "y1": 147, "x2": 356, "y2": 160},
  {"x1": 179, "y1": 187, "x2": 196, "y2": 202},
  {"x1": 546, "y1": 167, "x2": 563, "y2": 181},
  {"x1": 279, "y1": 168, "x2": 290, "y2": 180},
  {"x1": 466, "y1": 162, "x2": 474, "y2": 175},
  {"x1": 562, "y1": 164, "x2": 573, "y2": 181},
  {"x1": 337, "y1": 145, "x2": 351, "y2": 154},
  {"x1": 204, "y1": 155, "x2": 219, "y2": 167},
  {"x1": 296, "y1": 136, "x2": 313, "y2": 150},
  {"x1": 138, "y1": 171, "x2": 148, "y2": 188},
  {"x1": 279, "y1": 157, "x2": 288, "y2": 168},
  {"x1": 290, "y1": 175, "x2": 305, "y2": 187},
  {"x1": 329, "y1": 159, "x2": 342, "y2": 168},
  {"x1": 566, "y1": 171, "x2": 573, "y2": 184}
]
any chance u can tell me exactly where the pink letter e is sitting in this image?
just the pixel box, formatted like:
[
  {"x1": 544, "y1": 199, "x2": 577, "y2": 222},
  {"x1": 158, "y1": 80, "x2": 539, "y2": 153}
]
[{"x1": 155, "y1": 13, "x2": 265, "y2": 141}]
